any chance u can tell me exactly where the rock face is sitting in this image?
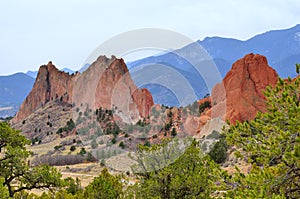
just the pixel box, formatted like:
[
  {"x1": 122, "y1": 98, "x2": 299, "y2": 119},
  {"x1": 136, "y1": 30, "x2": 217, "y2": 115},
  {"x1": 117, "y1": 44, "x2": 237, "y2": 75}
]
[
  {"x1": 12, "y1": 62, "x2": 78, "y2": 123},
  {"x1": 95, "y1": 57, "x2": 130, "y2": 109},
  {"x1": 73, "y1": 56, "x2": 154, "y2": 122},
  {"x1": 12, "y1": 56, "x2": 154, "y2": 124},
  {"x1": 212, "y1": 53, "x2": 278, "y2": 124},
  {"x1": 132, "y1": 88, "x2": 154, "y2": 118}
]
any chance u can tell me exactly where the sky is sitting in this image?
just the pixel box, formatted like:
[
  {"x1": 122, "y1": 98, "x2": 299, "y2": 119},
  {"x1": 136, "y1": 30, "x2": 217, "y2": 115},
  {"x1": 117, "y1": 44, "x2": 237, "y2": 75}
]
[{"x1": 0, "y1": 0, "x2": 300, "y2": 75}]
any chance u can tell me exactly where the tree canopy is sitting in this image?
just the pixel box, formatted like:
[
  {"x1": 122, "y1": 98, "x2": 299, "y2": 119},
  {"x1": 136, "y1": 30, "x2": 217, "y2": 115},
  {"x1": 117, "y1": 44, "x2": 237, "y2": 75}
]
[
  {"x1": 126, "y1": 138, "x2": 225, "y2": 199},
  {"x1": 83, "y1": 168, "x2": 123, "y2": 199},
  {"x1": 0, "y1": 122, "x2": 63, "y2": 197},
  {"x1": 225, "y1": 67, "x2": 300, "y2": 198}
]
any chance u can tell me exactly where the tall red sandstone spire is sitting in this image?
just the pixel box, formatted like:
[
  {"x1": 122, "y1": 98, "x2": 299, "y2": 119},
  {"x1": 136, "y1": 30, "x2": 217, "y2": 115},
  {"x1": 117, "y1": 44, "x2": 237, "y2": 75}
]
[{"x1": 212, "y1": 53, "x2": 278, "y2": 124}]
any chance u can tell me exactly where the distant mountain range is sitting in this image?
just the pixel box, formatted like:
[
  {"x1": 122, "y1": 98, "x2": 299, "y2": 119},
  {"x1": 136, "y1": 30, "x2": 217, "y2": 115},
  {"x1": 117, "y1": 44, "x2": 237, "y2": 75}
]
[
  {"x1": 0, "y1": 73, "x2": 35, "y2": 117},
  {"x1": 127, "y1": 42, "x2": 215, "y2": 107},
  {"x1": 198, "y1": 24, "x2": 300, "y2": 78},
  {"x1": 127, "y1": 24, "x2": 300, "y2": 105}
]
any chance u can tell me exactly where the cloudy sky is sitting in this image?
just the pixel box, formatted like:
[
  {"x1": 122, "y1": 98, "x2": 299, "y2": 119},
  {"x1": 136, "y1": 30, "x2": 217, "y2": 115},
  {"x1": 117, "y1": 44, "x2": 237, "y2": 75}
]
[{"x1": 0, "y1": 0, "x2": 300, "y2": 75}]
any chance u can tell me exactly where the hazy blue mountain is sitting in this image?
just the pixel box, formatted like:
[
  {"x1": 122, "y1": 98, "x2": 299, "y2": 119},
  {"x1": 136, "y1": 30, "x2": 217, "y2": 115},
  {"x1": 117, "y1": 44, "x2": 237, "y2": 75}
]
[
  {"x1": 26, "y1": 70, "x2": 38, "y2": 78},
  {"x1": 275, "y1": 53, "x2": 300, "y2": 77},
  {"x1": 127, "y1": 24, "x2": 300, "y2": 106},
  {"x1": 199, "y1": 24, "x2": 300, "y2": 77},
  {"x1": 0, "y1": 73, "x2": 34, "y2": 117},
  {"x1": 127, "y1": 42, "x2": 220, "y2": 106}
]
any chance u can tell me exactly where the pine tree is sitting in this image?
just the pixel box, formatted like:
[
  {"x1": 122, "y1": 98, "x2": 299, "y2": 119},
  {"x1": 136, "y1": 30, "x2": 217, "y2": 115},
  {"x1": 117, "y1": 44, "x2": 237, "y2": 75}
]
[
  {"x1": 225, "y1": 67, "x2": 300, "y2": 198},
  {"x1": 0, "y1": 122, "x2": 63, "y2": 197}
]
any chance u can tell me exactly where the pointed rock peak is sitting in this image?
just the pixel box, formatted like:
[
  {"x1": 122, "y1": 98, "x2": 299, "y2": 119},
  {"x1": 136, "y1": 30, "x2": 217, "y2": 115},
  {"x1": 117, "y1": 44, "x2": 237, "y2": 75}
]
[
  {"x1": 109, "y1": 57, "x2": 128, "y2": 74},
  {"x1": 38, "y1": 61, "x2": 59, "y2": 75},
  {"x1": 244, "y1": 53, "x2": 269, "y2": 66},
  {"x1": 85, "y1": 55, "x2": 128, "y2": 76},
  {"x1": 212, "y1": 53, "x2": 278, "y2": 124},
  {"x1": 45, "y1": 61, "x2": 57, "y2": 70},
  {"x1": 95, "y1": 55, "x2": 111, "y2": 63},
  {"x1": 12, "y1": 61, "x2": 77, "y2": 123},
  {"x1": 93, "y1": 55, "x2": 119, "y2": 65}
]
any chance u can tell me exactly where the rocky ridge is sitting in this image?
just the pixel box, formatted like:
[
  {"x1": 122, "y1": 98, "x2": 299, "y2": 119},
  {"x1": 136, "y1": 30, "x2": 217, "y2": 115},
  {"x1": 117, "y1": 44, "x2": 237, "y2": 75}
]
[
  {"x1": 12, "y1": 53, "x2": 281, "y2": 147},
  {"x1": 12, "y1": 56, "x2": 154, "y2": 126}
]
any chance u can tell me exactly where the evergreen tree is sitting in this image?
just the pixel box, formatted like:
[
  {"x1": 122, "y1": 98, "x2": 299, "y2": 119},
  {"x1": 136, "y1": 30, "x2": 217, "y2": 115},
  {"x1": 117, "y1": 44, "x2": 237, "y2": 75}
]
[
  {"x1": 225, "y1": 68, "x2": 300, "y2": 198},
  {"x1": 127, "y1": 139, "x2": 224, "y2": 198},
  {"x1": 0, "y1": 122, "x2": 63, "y2": 197},
  {"x1": 83, "y1": 168, "x2": 123, "y2": 199}
]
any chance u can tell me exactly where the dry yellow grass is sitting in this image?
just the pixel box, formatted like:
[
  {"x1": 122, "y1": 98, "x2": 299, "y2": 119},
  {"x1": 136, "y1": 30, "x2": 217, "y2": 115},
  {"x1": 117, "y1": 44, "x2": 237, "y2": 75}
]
[
  {"x1": 25, "y1": 136, "x2": 138, "y2": 196},
  {"x1": 106, "y1": 152, "x2": 137, "y2": 172},
  {"x1": 28, "y1": 137, "x2": 66, "y2": 155}
]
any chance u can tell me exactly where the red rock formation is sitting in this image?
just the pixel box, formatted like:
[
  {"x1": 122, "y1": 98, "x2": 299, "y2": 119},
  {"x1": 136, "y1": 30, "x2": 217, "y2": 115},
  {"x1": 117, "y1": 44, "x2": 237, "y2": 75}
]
[
  {"x1": 212, "y1": 53, "x2": 278, "y2": 124},
  {"x1": 132, "y1": 88, "x2": 153, "y2": 118},
  {"x1": 74, "y1": 55, "x2": 154, "y2": 121},
  {"x1": 12, "y1": 56, "x2": 154, "y2": 124},
  {"x1": 94, "y1": 57, "x2": 134, "y2": 110},
  {"x1": 12, "y1": 61, "x2": 78, "y2": 123},
  {"x1": 72, "y1": 56, "x2": 113, "y2": 110}
]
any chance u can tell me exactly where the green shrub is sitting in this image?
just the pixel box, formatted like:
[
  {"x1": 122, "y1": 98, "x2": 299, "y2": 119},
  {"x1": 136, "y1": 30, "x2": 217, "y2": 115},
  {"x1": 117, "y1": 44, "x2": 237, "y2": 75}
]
[
  {"x1": 111, "y1": 138, "x2": 117, "y2": 144},
  {"x1": 208, "y1": 137, "x2": 227, "y2": 164},
  {"x1": 79, "y1": 148, "x2": 86, "y2": 156},
  {"x1": 54, "y1": 145, "x2": 62, "y2": 151},
  {"x1": 206, "y1": 130, "x2": 221, "y2": 139},
  {"x1": 119, "y1": 141, "x2": 125, "y2": 149},
  {"x1": 70, "y1": 146, "x2": 76, "y2": 152},
  {"x1": 144, "y1": 140, "x2": 151, "y2": 147},
  {"x1": 171, "y1": 128, "x2": 177, "y2": 137},
  {"x1": 199, "y1": 100, "x2": 211, "y2": 114}
]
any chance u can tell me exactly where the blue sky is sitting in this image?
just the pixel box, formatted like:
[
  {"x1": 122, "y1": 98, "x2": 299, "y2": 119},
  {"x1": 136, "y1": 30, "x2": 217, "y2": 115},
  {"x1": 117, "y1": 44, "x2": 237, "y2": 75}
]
[{"x1": 0, "y1": 0, "x2": 300, "y2": 75}]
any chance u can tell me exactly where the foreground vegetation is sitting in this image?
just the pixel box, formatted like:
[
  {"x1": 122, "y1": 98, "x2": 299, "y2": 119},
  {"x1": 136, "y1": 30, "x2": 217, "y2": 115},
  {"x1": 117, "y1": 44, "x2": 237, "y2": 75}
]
[
  {"x1": 0, "y1": 67, "x2": 299, "y2": 198},
  {"x1": 224, "y1": 69, "x2": 300, "y2": 198}
]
